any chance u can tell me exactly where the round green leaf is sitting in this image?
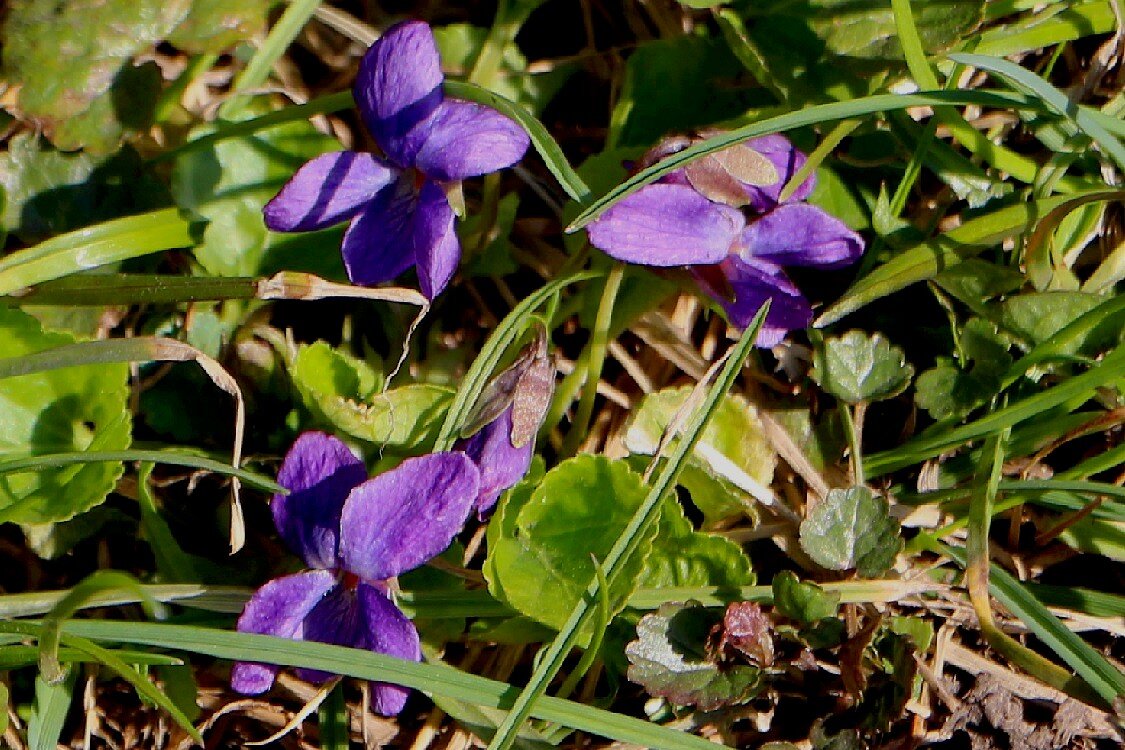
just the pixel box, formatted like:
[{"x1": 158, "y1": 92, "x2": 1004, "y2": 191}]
[
  {"x1": 798, "y1": 487, "x2": 902, "y2": 577},
  {"x1": 643, "y1": 496, "x2": 755, "y2": 589},
  {"x1": 0, "y1": 307, "x2": 131, "y2": 524},
  {"x1": 811, "y1": 330, "x2": 913, "y2": 403},
  {"x1": 484, "y1": 455, "x2": 654, "y2": 639}
]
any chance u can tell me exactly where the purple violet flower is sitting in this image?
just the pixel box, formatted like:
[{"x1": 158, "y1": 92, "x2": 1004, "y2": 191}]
[
  {"x1": 262, "y1": 21, "x2": 530, "y2": 299},
  {"x1": 231, "y1": 432, "x2": 480, "y2": 715},
  {"x1": 454, "y1": 330, "x2": 555, "y2": 518},
  {"x1": 587, "y1": 136, "x2": 864, "y2": 347}
]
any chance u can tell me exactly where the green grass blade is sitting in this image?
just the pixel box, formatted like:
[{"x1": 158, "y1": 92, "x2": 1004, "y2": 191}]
[
  {"x1": 445, "y1": 80, "x2": 592, "y2": 204},
  {"x1": 154, "y1": 91, "x2": 354, "y2": 163},
  {"x1": 566, "y1": 89, "x2": 1067, "y2": 231},
  {"x1": 37, "y1": 571, "x2": 161, "y2": 684},
  {"x1": 0, "y1": 450, "x2": 283, "y2": 494},
  {"x1": 10, "y1": 274, "x2": 262, "y2": 306},
  {"x1": 1027, "y1": 584, "x2": 1125, "y2": 618},
  {"x1": 319, "y1": 682, "x2": 349, "y2": 750},
  {"x1": 486, "y1": 304, "x2": 769, "y2": 750},
  {"x1": 0, "y1": 209, "x2": 194, "y2": 296},
  {"x1": 865, "y1": 344, "x2": 1125, "y2": 475},
  {"x1": 816, "y1": 190, "x2": 1123, "y2": 326},
  {"x1": 971, "y1": 2, "x2": 1118, "y2": 57},
  {"x1": 218, "y1": 0, "x2": 322, "y2": 118},
  {"x1": 950, "y1": 52, "x2": 1125, "y2": 171},
  {"x1": 1, "y1": 620, "x2": 727, "y2": 750},
  {"x1": 28, "y1": 667, "x2": 76, "y2": 750},
  {"x1": 433, "y1": 270, "x2": 601, "y2": 450},
  {"x1": 942, "y1": 544, "x2": 1125, "y2": 703},
  {"x1": 0, "y1": 584, "x2": 253, "y2": 619}
]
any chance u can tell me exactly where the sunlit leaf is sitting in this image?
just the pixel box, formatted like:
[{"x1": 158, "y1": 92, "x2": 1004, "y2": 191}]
[
  {"x1": 0, "y1": 307, "x2": 131, "y2": 525},
  {"x1": 625, "y1": 386, "x2": 775, "y2": 524},
  {"x1": 811, "y1": 330, "x2": 913, "y2": 403},
  {"x1": 1, "y1": 0, "x2": 189, "y2": 152},
  {"x1": 485, "y1": 455, "x2": 653, "y2": 640},
  {"x1": 291, "y1": 341, "x2": 451, "y2": 449},
  {"x1": 799, "y1": 487, "x2": 902, "y2": 577}
]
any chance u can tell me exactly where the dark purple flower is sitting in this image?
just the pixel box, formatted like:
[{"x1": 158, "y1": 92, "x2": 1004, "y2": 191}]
[
  {"x1": 455, "y1": 330, "x2": 554, "y2": 517},
  {"x1": 263, "y1": 21, "x2": 530, "y2": 299},
  {"x1": 587, "y1": 136, "x2": 863, "y2": 347},
  {"x1": 232, "y1": 432, "x2": 480, "y2": 715}
]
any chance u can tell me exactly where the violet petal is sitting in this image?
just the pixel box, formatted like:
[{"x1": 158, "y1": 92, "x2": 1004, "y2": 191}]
[
  {"x1": 587, "y1": 184, "x2": 743, "y2": 266},
  {"x1": 231, "y1": 570, "x2": 338, "y2": 694},
  {"x1": 413, "y1": 99, "x2": 530, "y2": 181},
  {"x1": 741, "y1": 135, "x2": 815, "y2": 211},
  {"x1": 272, "y1": 432, "x2": 366, "y2": 570},
  {"x1": 411, "y1": 180, "x2": 460, "y2": 299},
  {"x1": 354, "y1": 21, "x2": 444, "y2": 167},
  {"x1": 341, "y1": 178, "x2": 419, "y2": 286},
  {"x1": 357, "y1": 583, "x2": 422, "y2": 716},
  {"x1": 263, "y1": 152, "x2": 398, "y2": 232},
  {"x1": 338, "y1": 452, "x2": 480, "y2": 581},
  {"x1": 696, "y1": 257, "x2": 812, "y2": 347},
  {"x1": 454, "y1": 406, "x2": 532, "y2": 518},
  {"x1": 295, "y1": 585, "x2": 367, "y2": 684},
  {"x1": 738, "y1": 203, "x2": 864, "y2": 270}
]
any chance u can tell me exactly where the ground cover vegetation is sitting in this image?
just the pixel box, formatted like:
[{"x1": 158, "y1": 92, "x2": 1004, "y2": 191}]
[{"x1": 0, "y1": 0, "x2": 1123, "y2": 747}]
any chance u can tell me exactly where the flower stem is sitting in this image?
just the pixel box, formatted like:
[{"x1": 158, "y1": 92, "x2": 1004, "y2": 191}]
[{"x1": 560, "y1": 264, "x2": 624, "y2": 456}]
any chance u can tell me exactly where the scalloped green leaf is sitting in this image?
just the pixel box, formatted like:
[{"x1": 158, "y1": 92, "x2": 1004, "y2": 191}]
[
  {"x1": 771, "y1": 571, "x2": 840, "y2": 624},
  {"x1": 171, "y1": 103, "x2": 342, "y2": 278},
  {"x1": 291, "y1": 341, "x2": 449, "y2": 449},
  {"x1": 484, "y1": 455, "x2": 654, "y2": 641},
  {"x1": 915, "y1": 318, "x2": 1010, "y2": 420},
  {"x1": 799, "y1": 487, "x2": 902, "y2": 577},
  {"x1": 625, "y1": 386, "x2": 776, "y2": 524},
  {"x1": 626, "y1": 602, "x2": 761, "y2": 710},
  {"x1": 0, "y1": 307, "x2": 131, "y2": 525},
  {"x1": 811, "y1": 330, "x2": 913, "y2": 404},
  {"x1": 643, "y1": 496, "x2": 755, "y2": 588},
  {"x1": 1, "y1": 0, "x2": 190, "y2": 152}
]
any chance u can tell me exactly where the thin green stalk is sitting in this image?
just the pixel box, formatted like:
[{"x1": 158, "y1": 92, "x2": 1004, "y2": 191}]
[
  {"x1": 837, "y1": 401, "x2": 865, "y2": 486},
  {"x1": 469, "y1": 0, "x2": 531, "y2": 88},
  {"x1": 154, "y1": 53, "x2": 219, "y2": 122},
  {"x1": 965, "y1": 433, "x2": 1088, "y2": 698},
  {"x1": 560, "y1": 264, "x2": 625, "y2": 456},
  {"x1": 485, "y1": 304, "x2": 769, "y2": 750},
  {"x1": 0, "y1": 450, "x2": 283, "y2": 494},
  {"x1": 778, "y1": 119, "x2": 860, "y2": 202},
  {"x1": 9, "y1": 274, "x2": 261, "y2": 306},
  {"x1": 218, "y1": 0, "x2": 323, "y2": 118},
  {"x1": 154, "y1": 90, "x2": 353, "y2": 163}
]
